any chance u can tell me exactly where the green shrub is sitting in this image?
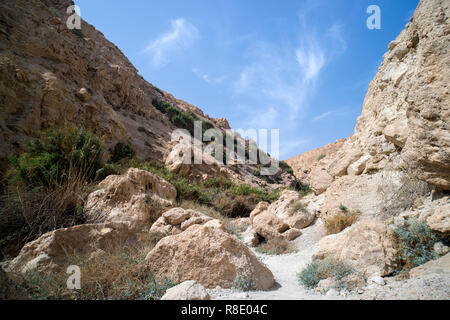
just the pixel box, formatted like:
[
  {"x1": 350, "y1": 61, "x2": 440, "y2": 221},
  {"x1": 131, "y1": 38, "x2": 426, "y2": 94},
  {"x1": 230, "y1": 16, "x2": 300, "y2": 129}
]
[
  {"x1": 232, "y1": 275, "x2": 256, "y2": 292},
  {"x1": 9, "y1": 127, "x2": 105, "y2": 189},
  {"x1": 294, "y1": 180, "x2": 310, "y2": 195},
  {"x1": 110, "y1": 142, "x2": 135, "y2": 163},
  {"x1": 317, "y1": 154, "x2": 325, "y2": 161},
  {"x1": 338, "y1": 204, "x2": 348, "y2": 212},
  {"x1": 297, "y1": 259, "x2": 356, "y2": 289},
  {"x1": 279, "y1": 161, "x2": 294, "y2": 175},
  {"x1": 392, "y1": 219, "x2": 439, "y2": 271},
  {"x1": 71, "y1": 28, "x2": 85, "y2": 39},
  {"x1": 231, "y1": 184, "x2": 280, "y2": 203}
]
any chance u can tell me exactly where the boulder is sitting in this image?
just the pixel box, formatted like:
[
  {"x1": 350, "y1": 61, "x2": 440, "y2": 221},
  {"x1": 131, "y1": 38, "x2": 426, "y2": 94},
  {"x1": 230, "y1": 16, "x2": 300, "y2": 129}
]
[
  {"x1": 160, "y1": 280, "x2": 210, "y2": 300},
  {"x1": 85, "y1": 168, "x2": 176, "y2": 228},
  {"x1": 268, "y1": 190, "x2": 315, "y2": 229},
  {"x1": 252, "y1": 211, "x2": 289, "y2": 241},
  {"x1": 149, "y1": 208, "x2": 213, "y2": 237},
  {"x1": 8, "y1": 222, "x2": 135, "y2": 273},
  {"x1": 145, "y1": 220, "x2": 274, "y2": 290},
  {"x1": 427, "y1": 202, "x2": 450, "y2": 235},
  {"x1": 409, "y1": 253, "x2": 450, "y2": 278},
  {"x1": 312, "y1": 220, "x2": 399, "y2": 277}
]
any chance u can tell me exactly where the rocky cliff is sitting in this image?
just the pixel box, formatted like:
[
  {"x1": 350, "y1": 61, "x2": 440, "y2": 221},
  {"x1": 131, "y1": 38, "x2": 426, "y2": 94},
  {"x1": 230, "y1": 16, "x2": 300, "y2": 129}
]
[
  {"x1": 0, "y1": 0, "x2": 233, "y2": 175},
  {"x1": 289, "y1": 0, "x2": 449, "y2": 217}
]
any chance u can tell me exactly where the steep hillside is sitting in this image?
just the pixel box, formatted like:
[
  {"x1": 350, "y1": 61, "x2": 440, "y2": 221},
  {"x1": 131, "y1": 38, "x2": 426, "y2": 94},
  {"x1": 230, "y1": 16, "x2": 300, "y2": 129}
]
[{"x1": 0, "y1": 0, "x2": 296, "y2": 188}]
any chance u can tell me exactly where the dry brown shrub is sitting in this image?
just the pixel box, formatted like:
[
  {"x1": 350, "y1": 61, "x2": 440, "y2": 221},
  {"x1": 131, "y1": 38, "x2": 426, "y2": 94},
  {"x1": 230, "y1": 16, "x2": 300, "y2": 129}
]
[
  {"x1": 324, "y1": 211, "x2": 359, "y2": 235},
  {"x1": 255, "y1": 238, "x2": 297, "y2": 255}
]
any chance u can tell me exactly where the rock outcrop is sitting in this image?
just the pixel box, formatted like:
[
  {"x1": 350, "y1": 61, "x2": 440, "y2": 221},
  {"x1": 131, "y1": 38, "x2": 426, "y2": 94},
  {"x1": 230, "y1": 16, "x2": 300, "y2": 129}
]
[
  {"x1": 149, "y1": 207, "x2": 213, "y2": 237},
  {"x1": 84, "y1": 168, "x2": 176, "y2": 228},
  {"x1": 145, "y1": 220, "x2": 275, "y2": 290},
  {"x1": 312, "y1": 220, "x2": 399, "y2": 277},
  {"x1": 7, "y1": 222, "x2": 135, "y2": 273},
  {"x1": 288, "y1": 0, "x2": 450, "y2": 199},
  {"x1": 160, "y1": 280, "x2": 210, "y2": 300}
]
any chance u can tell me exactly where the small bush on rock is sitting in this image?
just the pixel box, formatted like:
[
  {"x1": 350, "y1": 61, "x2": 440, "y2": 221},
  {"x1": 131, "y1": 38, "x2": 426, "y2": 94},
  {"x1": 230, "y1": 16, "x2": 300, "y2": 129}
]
[
  {"x1": 392, "y1": 219, "x2": 439, "y2": 271},
  {"x1": 297, "y1": 259, "x2": 355, "y2": 289},
  {"x1": 255, "y1": 238, "x2": 297, "y2": 255},
  {"x1": 324, "y1": 211, "x2": 359, "y2": 235}
]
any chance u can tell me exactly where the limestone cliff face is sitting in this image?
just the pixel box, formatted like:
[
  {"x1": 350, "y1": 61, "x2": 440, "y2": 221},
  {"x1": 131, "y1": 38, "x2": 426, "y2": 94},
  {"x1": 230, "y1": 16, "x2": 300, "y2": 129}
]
[
  {"x1": 0, "y1": 0, "x2": 229, "y2": 173},
  {"x1": 291, "y1": 0, "x2": 449, "y2": 195}
]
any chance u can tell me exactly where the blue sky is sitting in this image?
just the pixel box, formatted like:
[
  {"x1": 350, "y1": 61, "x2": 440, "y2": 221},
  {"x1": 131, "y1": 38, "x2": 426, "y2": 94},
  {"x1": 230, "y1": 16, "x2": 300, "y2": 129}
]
[{"x1": 75, "y1": 0, "x2": 419, "y2": 159}]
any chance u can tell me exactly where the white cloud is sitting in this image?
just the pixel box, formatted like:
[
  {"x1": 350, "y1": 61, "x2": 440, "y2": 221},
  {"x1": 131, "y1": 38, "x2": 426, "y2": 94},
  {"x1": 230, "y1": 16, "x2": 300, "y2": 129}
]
[
  {"x1": 192, "y1": 68, "x2": 225, "y2": 84},
  {"x1": 296, "y1": 43, "x2": 325, "y2": 83},
  {"x1": 143, "y1": 18, "x2": 199, "y2": 67},
  {"x1": 312, "y1": 110, "x2": 335, "y2": 121}
]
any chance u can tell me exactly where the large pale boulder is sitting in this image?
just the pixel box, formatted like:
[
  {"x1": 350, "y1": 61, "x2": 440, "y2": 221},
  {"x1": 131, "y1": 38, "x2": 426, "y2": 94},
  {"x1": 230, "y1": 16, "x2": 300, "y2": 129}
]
[
  {"x1": 312, "y1": 220, "x2": 399, "y2": 277},
  {"x1": 85, "y1": 168, "x2": 176, "y2": 228},
  {"x1": 268, "y1": 190, "x2": 315, "y2": 229},
  {"x1": 149, "y1": 208, "x2": 213, "y2": 237},
  {"x1": 252, "y1": 211, "x2": 290, "y2": 241},
  {"x1": 409, "y1": 253, "x2": 450, "y2": 278},
  {"x1": 8, "y1": 223, "x2": 135, "y2": 273},
  {"x1": 161, "y1": 280, "x2": 210, "y2": 300},
  {"x1": 145, "y1": 220, "x2": 274, "y2": 290},
  {"x1": 427, "y1": 202, "x2": 450, "y2": 235}
]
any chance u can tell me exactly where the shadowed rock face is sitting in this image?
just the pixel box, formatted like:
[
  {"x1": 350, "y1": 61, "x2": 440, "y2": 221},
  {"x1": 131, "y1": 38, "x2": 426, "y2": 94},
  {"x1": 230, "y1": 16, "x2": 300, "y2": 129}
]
[{"x1": 289, "y1": 0, "x2": 450, "y2": 193}]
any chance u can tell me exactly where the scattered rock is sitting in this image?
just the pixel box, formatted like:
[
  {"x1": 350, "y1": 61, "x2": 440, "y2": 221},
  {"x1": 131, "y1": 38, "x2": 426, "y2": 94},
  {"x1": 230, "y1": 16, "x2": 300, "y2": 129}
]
[
  {"x1": 149, "y1": 207, "x2": 213, "y2": 237},
  {"x1": 317, "y1": 278, "x2": 339, "y2": 294},
  {"x1": 427, "y1": 202, "x2": 450, "y2": 235},
  {"x1": 160, "y1": 280, "x2": 210, "y2": 300}
]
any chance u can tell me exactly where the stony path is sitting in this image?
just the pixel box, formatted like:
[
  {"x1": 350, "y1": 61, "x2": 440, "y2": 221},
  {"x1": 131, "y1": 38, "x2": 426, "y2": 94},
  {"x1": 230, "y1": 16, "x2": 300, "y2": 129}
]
[{"x1": 208, "y1": 220, "x2": 347, "y2": 300}]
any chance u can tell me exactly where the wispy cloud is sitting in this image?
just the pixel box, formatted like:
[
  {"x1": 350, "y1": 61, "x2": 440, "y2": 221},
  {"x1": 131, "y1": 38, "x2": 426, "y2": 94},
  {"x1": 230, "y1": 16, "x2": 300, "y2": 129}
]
[
  {"x1": 143, "y1": 18, "x2": 199, "y2": 67},
  {"x1": 312, "y1": 107, "x2": 350, "y2": 121},
  {"x1": 192, "y1": 68, "x2": 225, "y2": 85}
]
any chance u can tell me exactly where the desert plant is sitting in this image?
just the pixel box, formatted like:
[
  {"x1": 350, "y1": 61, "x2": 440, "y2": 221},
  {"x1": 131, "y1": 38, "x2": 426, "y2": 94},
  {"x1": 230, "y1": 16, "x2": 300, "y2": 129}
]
[
  {"x1": 288, "y1": 200, "x2": 307, "y2": 216},
  {"x1": 227, "y1": 195, "x2": 257, "y2": 218},
  {"x1": 8, "y1": 127, "x2": 105, "y2": 189},
  {"x1": 392, "y1": 219, "x2": 439, "y2": 271},
  {"x1": 338, "y1": 204, "x2": 348, "y2": 212},
  {"x1": 317, "y1": 154, "x2": 326, "y2": 161},
  {"x1": 255, "y1": 238, "x2": 297, "y2": 255},
  {"x1": 110, "y1": 142, "x2": 135, "y2": 163},
  {"x1": 15, "y1": 231, "x2": 173, "y2": 300},
  {"x1": 324, "y1": 211, "x2": 359, "y2": 235},
  {"x1": 279, "y1": 161, "x2": 294, "y2": 175},
  {"x1": 232, "y1": 274, "x2": 256, "y2": 292},
  {"x1": 297, "y1": 259, "x2": 355, "y2": 289}
]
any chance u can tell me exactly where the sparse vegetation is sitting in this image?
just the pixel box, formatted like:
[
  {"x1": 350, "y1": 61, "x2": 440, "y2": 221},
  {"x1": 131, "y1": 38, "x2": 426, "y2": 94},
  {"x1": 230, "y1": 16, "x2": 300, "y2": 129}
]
[
  {"x1": 110, "y1": 142, "x2": 136, "y2": 163},
  {"x1": 14, "y1": 232, "x2": 175, "y2": 300},
  {"x1": 232, "y1": 274, "x2": 256, "y2": 292},
  {"x1": 324, "y1": 210, "x2": 359, "y2": 235},
  {"x1": 8, "y1": 127, "x2": 105, "y2": 189},
  {"x1": 71, "y1": 28, "x2": 86, "y2": 39},
  {"x1": 392, "y1": 219, "x2": 440, "y2": 272},
  {"x1": 338, "y1": 204, "x2": 348, "y2": 212},
  {"x1": 255, "y1": 238, "x2": 297, "y2": 255},
  {"x1": 317, "y1": 154, "x2": 325, "y2": 161},
  {"x1": 151, "y1": 98, "x2": 214, "y2": 136},
  {"x1": 288, "y1": 200, "x2": 307, "y2": 216},
  {"x1": 297, "y1": 259, "x2": 356, "y2": 289}
]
